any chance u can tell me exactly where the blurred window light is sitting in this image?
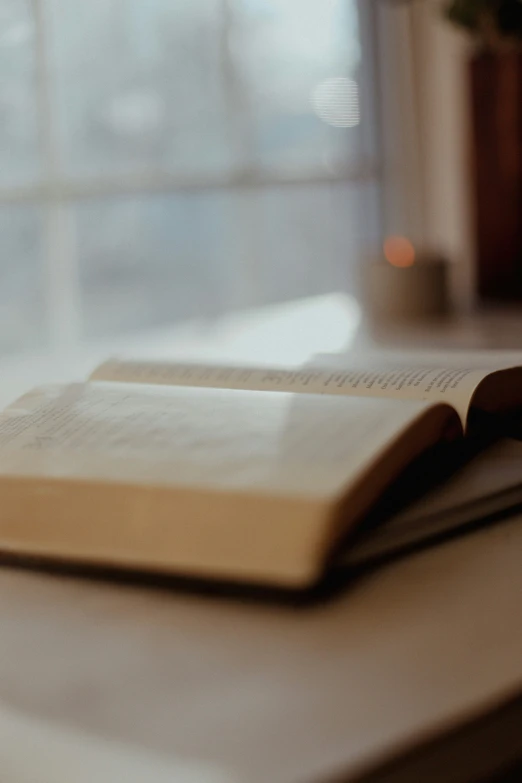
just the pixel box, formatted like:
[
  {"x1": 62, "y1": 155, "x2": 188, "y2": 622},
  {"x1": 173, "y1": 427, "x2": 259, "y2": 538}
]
[
  {"x1": 105, "y1": 92, "x2": 165, "y2": 138},
  {"x1": 0, "y1": 0, "x2": 380, "y2": 357},
  {"x1": 311, "y1": 77, "x2": 360, "y2": 128}
]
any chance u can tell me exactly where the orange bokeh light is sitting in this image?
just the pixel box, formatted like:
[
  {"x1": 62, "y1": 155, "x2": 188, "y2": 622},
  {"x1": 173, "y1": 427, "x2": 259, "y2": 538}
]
[{"x1": 383, "y1": 236, "x2": 416, "y2": 268}]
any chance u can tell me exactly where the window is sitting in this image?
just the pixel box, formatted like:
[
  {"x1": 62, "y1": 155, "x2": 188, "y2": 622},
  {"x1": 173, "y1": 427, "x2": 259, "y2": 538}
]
[{"x1": 0, "y1": 0, "x2": 380, "y2": 356}]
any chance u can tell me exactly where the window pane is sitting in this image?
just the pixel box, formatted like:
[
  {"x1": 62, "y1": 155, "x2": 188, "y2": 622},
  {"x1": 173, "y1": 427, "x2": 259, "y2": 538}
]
[
  {"x1": 246, "y1": 181, "x2": 379, "y2": 305},
  {"x1": 230, "y1": 0, "x2": 364, "y2": 172},
  {"x1": 0, "y1": 0, "x2": 378, "y2": 352},
  {"x1": 0, "y1": 207, "x2": 47, "y2": 354},
  {"x1": 76, "y1": 193, "x2": 234, "y2": 339},
  {"x1": 45, "y1": 0, "x2": 235, "y2": 178},
  {"x1": 76, "y1": 183, "x2": 378, "y2": 339},
  {"x1": 0, "y1": 0, "x2": 40, "y2": 186}
]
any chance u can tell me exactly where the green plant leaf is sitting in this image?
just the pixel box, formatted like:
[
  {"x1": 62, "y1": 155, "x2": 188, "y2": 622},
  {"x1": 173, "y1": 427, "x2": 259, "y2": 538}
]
[{"x1": 444, "y1": 0, "x2": 485, "y2": 31}]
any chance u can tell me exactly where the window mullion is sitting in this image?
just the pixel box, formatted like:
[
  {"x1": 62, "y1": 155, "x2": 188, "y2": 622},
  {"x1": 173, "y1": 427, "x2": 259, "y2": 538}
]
[
  {"x1": 32, "y1": 0, "x2": 82, "y2": 352},
  {"x1": 220, "y1": 0, "x2": 262, "y2": 307}
]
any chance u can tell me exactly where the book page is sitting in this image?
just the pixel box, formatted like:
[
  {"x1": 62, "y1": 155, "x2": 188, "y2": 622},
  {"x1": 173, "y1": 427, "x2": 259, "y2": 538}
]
[
  {"x1": 91, "y1": 359, "x2": 499, "y2": 427},
  {"x1": 0, "y1": 383, "x2": 437, "y2": 500},
  {"x1": 0, "y1": 383, "x2": 453, "y2": 585}
]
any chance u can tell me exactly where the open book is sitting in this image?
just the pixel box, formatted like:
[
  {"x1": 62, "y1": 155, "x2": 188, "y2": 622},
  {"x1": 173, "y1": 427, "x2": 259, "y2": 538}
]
[{"x1": 0, "y1": 358, "x2": 520, "y2": 589}]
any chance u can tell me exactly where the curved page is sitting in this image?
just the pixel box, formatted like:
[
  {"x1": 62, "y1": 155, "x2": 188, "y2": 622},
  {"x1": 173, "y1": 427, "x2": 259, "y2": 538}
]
[
  {"x1": 92, "y1": 359, "x2": 522, "y2": 428},
  {"x1": 0, "y1": 383, "x2": 456, "y2": 587}
]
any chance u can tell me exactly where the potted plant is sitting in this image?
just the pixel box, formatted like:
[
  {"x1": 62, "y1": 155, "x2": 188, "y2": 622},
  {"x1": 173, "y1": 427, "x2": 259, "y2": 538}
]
[{"x1": 445, "y1": 0, "x2": 522, "y2": 49}]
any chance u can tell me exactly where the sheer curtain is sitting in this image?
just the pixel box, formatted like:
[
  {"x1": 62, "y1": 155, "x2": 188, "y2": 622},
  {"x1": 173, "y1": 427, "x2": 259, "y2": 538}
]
[
  {"x1": 0, "y1": 0, "x2": 381, "y2": 357},
  {"x1": 375, "y1": 0, "x2": 473, "y2": 307}
]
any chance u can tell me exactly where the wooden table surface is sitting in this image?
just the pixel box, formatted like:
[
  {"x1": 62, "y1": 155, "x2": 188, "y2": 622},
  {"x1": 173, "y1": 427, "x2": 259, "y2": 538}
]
[{"x1": 0, "y1": 512, "x2": 521, "y2": 782}]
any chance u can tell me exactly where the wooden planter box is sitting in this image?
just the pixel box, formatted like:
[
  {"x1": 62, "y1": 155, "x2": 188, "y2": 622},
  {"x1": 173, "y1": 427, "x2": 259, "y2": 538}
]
[{"x1": 470, "y1": 51, "x2": 522, "y2": 301}]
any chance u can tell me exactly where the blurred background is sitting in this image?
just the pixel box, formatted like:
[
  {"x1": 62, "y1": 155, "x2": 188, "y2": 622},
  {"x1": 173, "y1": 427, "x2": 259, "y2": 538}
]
[
  {"x1": 0, "y1": 0, "x2": 380, "y2": 357},
  {"x1": 0, "y1": 0, "x2": 520, "y2": 364}
]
